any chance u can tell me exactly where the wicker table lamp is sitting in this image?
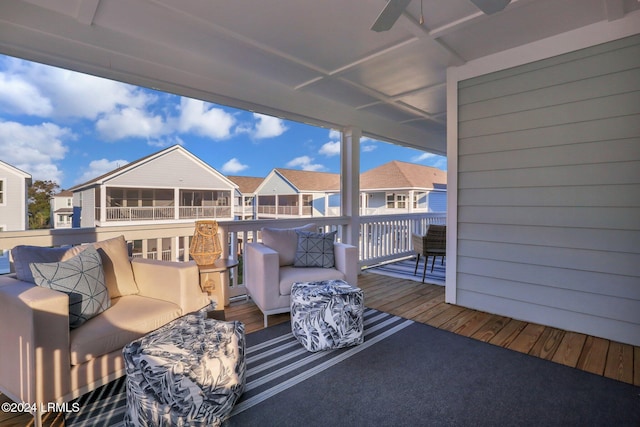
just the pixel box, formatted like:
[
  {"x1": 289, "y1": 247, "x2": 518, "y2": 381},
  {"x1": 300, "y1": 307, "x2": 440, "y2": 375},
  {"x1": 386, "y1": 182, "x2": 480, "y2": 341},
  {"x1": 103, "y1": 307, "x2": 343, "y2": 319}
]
[{"x1": 190, "y1": 220, "x2": 222, "y2": 265}]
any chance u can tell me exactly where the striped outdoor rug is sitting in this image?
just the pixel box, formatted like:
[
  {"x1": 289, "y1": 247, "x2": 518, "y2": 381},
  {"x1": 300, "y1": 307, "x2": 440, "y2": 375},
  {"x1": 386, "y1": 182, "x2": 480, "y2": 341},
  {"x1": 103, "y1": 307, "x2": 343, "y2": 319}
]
[
  {"x1": 65, "y1": 309, "x2": 412, "y2": 427},
  {"x1": 366, "y1": 256, "x2": 445, "y2": 285}
]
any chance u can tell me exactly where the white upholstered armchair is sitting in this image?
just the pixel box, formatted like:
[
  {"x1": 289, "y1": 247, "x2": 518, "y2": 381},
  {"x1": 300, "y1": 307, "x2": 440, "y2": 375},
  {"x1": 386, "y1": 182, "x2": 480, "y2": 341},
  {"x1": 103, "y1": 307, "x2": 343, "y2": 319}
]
[{"x1": 244, "y1": 224, "x2": 358, "y2": 327}]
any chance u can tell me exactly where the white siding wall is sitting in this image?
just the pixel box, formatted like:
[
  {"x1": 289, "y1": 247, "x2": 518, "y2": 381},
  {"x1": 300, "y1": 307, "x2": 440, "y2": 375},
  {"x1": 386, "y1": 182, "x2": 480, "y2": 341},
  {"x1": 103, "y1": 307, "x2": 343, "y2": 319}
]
[
  {"x1": 456, "y1": 34, "x2": 640, "y2": 346},
  {"x1": 0, "y1": 167, "x2": 28, "y2": 231},
  {"x1": 257, "y1": 175, "x2": 297, "y2": 195},
  {"x1": 427, "y1": 191, "x2": 446, "y2": 213},
  {"x1": 78, "y1": 189, "x2": 95, "y2": 228},
  {"x1": 108, "y1": 150, "x2": 232, "y2": 189}
]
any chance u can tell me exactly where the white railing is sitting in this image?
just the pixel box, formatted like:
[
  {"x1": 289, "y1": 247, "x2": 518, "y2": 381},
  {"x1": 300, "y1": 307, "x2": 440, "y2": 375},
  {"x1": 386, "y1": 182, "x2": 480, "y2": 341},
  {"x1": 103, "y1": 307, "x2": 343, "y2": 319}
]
[
  {"x1": 103, "y1": 206, "x2": 233, "y2": 221},
  {"x1": 105, "y1": 206, "x2": 175, "y2": 221},
  {"x1": 0, "y1": 213, "x2": 445, "y2": 297},
  {"x1": 359, "y1": 212, "x2": 446, "y2": 266},
  {"x1": 256, "y1": 205, "x2": 313, "y2": 216}
]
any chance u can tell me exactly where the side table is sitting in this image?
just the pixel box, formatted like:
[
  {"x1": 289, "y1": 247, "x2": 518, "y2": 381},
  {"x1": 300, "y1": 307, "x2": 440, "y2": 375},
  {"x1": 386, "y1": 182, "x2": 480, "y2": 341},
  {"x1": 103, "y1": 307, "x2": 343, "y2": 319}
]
[{"x1": 198, "y1": 258, "x2": 239, "y2": 307}]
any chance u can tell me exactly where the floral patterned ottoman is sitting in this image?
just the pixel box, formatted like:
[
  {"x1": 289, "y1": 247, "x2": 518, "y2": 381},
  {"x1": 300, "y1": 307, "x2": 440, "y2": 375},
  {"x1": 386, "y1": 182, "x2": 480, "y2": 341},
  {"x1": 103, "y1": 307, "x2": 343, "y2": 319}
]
[
  {"x1": 290, "y1": 279, "x2": 364, "y2": 352},
  {"x1": 122, "y1": 313, "x2": 246, "y2": 427}
]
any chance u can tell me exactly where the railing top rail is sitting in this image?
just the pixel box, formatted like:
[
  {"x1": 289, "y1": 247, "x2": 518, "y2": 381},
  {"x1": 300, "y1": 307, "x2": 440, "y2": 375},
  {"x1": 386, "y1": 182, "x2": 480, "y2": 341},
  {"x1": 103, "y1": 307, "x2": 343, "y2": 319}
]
[{"x1": 359, "y1": 212, "x2": 446, "y2": 222}]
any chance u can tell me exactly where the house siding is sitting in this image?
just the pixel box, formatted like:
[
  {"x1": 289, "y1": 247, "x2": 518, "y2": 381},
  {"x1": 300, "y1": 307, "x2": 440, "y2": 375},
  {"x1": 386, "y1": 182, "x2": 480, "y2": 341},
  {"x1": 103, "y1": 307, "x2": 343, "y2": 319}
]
[
  {"x1": 427, "y1": 192, "x2": 446, "y2": 212},
  {"x1": 107, "y1": 150, "x2": 231, "y2": 189},
  {"x1": 456, "y1": 34, "x2": 640, "y2": 346},
  {"x1": 76, "y1": 189, "x2": 95, "y2": 227},
  {"x1": 0, "y1": 164, "x2": 29, "y2": 231},
  {"x1": 256, "y1": 175, "x2": 297, "y2": 194}
]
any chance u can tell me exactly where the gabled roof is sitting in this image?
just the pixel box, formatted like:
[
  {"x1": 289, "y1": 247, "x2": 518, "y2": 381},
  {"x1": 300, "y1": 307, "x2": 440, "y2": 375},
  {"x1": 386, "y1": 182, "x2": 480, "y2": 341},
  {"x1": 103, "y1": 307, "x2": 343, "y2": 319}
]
[
  {"x1": 227, "y1": 176, "x2": 264, "y2": 194},
  {"x1": 68, "y1": 145, "x2": 238, "y2": 191},
  {"x1": 274, "y1": 168, "x2": 340, "y2": 192},
  {"x1": 53, "y1": 190, "x2": 73, "y2": 197},
  {"x1": 0, "y1": 159, "x2": 32, "y2": 179},
  {"x1": 360, "y1": 161, "x2": 446, "y2": 191}
]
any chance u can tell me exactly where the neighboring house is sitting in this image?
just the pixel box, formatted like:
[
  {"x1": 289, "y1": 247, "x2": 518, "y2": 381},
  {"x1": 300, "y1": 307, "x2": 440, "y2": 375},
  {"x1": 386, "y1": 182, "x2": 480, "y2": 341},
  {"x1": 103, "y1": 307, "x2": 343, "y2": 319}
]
[
  {"x1": 252, "y1": 162, "x2": 447, "y2": 219},
  {"x1": 254, "y1": 169, "x2": 340, "y2": 219},
  {"x1": 227, "y1": 176, "x2": 264, "y2": 220},
  {"x1": 68, "y1": 145, "x2": 238, "y2": 227},
  {"x1": 50, "y1": 190, "x2": 73, "y2": 228},
  {"x1": 360, "y1": 161, "x2": 447, "y2": 215},
  {"x1": 0, "y1": 160, "x2": 32, "y2": 232}
]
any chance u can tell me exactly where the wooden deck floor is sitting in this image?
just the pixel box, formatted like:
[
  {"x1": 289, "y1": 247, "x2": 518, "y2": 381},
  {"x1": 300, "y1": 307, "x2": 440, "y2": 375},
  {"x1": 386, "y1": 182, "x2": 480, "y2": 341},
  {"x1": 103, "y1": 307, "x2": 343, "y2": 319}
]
[
  {"x1": 2, "y1": 270, "x2": 638, "y2": 426},
  {"x1": 228, "y1": 270, "x2": 639, "y2": 387}
]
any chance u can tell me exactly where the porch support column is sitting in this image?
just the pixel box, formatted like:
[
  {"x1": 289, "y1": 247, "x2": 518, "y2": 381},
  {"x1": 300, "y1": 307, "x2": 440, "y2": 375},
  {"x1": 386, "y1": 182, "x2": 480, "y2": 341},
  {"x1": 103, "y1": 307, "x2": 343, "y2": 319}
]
[
  {"x1": 174, "y1": 189, "x2": 180, "y2": 220},
  {"x1": 408, "y1": 190, "x2": 414, "y2": 213},
  {"x1": 100, "y1": 185, "x2": 107, "y2": 224},
  {"x1": 340, "y1": 127, "x2": 360, "y2": 250}
]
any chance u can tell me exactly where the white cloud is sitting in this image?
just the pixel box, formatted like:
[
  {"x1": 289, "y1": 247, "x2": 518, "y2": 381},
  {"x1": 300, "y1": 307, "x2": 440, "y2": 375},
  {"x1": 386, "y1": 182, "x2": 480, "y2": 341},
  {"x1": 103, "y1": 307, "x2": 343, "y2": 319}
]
[
  {"x1": 319, "y1": 140, "x2": 340, "y2": 157},
  {"x1": 286, "y1": 156, "x2": 324, "y2": 171},
  {"x1": 96, "y1": 107, "x2": 166, "y2": 141},
  {"x1": 178, "y1": 98, "x2": 235, "y2": 139},
  {"x1": 412, "y1": 152, "x2": 438, "y2": 162},
  {"x1": 412, "y1": 151, "x2": 447, "y2": 170},
  {"x1": 362, "y1": 144, "x2": 377, "y2": 152},
  {"x1": 75, "y1": 159, "x2": 129, "y2": 185},
  {"x1": 2, "y1": 58, "x2": 151, "y2": 120},
  {"x1": 252, "y1": 113, "x2": 287, "y2": 139},
  {"x1": 0, "y1": 71, "x2": 52, "y2": 116},
  {"x1": 221, "y1": 158, "x2": 248, "y2": 174},
  {"x1": 237, "y1": 113, "x2": 288, "y2": 139},
  {"x1": 0, "y1": 121, "x2": 71, "y2": 183},
  {"x1": 329, "y1": 129, "x2": 341, "y2": 140}
]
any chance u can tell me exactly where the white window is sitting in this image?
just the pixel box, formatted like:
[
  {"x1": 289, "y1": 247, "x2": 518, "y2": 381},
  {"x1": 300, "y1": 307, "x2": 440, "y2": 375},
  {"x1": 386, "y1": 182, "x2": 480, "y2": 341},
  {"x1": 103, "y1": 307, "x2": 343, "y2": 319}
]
[
  {"x1": 386, "y1": 192, "x2": 407, "y2": 209},
  {"x1": 0, "y1": 179, "x2": 5, "y2": 205}
]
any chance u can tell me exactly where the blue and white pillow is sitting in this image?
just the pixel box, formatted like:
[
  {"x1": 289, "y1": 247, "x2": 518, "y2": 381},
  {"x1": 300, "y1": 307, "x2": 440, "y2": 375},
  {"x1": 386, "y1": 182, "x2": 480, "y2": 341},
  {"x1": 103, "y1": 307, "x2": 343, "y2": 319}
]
[
  {"x1": 30, "y1": 246, "x2": 110, "y2": 329},
  {"x1": 293, "y1": 230, "x2": 336, "y2": 268}
]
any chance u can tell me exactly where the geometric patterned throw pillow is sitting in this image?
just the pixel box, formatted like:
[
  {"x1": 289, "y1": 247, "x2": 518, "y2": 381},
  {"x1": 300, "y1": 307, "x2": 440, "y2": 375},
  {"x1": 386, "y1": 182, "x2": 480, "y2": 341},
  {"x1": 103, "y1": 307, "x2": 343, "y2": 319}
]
[
  {"x1": 29, "y1": 246, "x2": 111, "y2": 329},
  {"x1": 293, "y1": 230, "x2": 337, "y2": 268}
]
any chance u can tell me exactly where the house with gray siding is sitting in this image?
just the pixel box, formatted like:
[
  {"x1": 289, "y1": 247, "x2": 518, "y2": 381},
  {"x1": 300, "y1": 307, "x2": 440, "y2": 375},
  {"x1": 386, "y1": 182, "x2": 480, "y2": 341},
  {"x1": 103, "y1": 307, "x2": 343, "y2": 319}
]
[
  {"x1": 360, "y1": 161, "x2": 446, "y2": 215},
  {"x1": 254, "y1": 168, "x2": 340, "y2": 219},
  {"x1": 0, "y1": 160, "x2": 31, "y2": 232},
  {"x1": 447, "y1": 32, "x2": 640, "y2": 347},
  {"x1": 68, "y1": 145, "x2": 238, "y2": 227},
  {"x1": 50, "y1": 190, "x2": 73, "y2": 229}
]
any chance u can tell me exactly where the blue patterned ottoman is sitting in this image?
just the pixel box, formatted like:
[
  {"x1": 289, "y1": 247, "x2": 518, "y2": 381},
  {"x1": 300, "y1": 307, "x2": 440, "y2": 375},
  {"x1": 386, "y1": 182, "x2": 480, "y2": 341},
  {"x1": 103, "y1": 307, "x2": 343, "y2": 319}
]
[
  {"x1": 122, "y1": 313, "x2": 246, "y2": 427},
  {"x1": 290, "y1": 279, "x2": 364, "y2": 352}
]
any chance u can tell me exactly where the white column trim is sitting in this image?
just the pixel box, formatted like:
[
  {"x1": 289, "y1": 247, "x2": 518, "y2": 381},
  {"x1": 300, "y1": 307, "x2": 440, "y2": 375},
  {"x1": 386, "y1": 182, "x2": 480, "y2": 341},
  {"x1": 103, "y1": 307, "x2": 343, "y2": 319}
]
[
  {"x1": 340, "y1": 127, "x2": 361, "y2": 249},
  {"x1": 445, "y1": 67, "x2": 458, "y2": 305}
]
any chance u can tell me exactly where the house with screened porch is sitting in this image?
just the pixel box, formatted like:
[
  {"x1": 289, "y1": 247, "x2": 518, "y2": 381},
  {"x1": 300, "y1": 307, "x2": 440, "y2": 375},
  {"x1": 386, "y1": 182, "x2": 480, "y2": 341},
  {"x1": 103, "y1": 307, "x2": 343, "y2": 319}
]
[{"x1": 68, "y1": 145, "x2": 238, "y2": 228}]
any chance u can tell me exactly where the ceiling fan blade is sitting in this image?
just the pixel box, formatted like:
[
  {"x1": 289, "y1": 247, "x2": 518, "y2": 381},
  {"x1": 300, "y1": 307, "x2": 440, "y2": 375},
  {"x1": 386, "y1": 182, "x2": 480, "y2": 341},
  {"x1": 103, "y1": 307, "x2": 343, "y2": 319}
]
[
  {"x1": 371, "y1": 0, "x2": 412, "y2": 32},
  {"x1": 469, "y1": 0, "x2": 511, "y2": 14}
]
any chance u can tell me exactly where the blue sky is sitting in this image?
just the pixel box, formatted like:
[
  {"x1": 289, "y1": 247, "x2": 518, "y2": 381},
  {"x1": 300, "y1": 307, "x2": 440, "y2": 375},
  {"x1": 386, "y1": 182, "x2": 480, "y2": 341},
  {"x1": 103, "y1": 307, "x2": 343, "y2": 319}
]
[{"x1": 0, "y1": 54, "x2": 446, "y2": 190}]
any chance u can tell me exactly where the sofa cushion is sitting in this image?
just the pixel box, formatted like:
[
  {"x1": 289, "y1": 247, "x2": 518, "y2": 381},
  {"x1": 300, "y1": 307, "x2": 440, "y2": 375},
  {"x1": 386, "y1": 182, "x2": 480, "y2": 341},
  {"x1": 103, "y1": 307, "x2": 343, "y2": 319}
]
[
  {"x1": 69, "y1": 294, "x2": 182, "y2": 366},
  {"x1": 64, "y1": 235, "x2": 138, "y2": 298},
  {"x1": 11, "y1": 245, "x2": 70, "y2": 283},
  {"x1": 262, "y1": 223, "x2": 317, "y2": 266},
  {"x1": 30, "y1": 246, "x2": 111, "y2": 329},
  {"x1": 278, "y1": 265, "x2": 346, "y2": 296},
  {"x1": 293, "y1": 230, "x2": 337, "y2": 268}
]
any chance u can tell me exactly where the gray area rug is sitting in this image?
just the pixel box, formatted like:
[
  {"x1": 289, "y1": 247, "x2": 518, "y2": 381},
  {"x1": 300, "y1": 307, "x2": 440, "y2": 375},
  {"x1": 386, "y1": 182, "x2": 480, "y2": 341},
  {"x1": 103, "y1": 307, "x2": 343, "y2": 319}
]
[
  {"x1": 67, "y1": 308, "x2": 640, "y2": 427},
  {"x1": 366, "y1": 256, "x2": 445, "y2": 285}
]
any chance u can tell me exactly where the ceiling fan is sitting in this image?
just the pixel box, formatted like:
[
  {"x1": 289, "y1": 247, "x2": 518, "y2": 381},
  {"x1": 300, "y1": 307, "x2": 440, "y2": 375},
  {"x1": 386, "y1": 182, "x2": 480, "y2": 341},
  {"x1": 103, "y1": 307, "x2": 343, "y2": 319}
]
[{"x1": 371, "y1": 0, "x2": 512, "y2": 32}]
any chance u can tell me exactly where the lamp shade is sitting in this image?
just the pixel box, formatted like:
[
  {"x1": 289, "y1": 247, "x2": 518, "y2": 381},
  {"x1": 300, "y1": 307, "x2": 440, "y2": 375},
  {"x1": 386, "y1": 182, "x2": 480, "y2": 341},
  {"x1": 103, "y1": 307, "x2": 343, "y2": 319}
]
[{"x1": 189, "y1": 220, "x2": 222, "y2": 265}]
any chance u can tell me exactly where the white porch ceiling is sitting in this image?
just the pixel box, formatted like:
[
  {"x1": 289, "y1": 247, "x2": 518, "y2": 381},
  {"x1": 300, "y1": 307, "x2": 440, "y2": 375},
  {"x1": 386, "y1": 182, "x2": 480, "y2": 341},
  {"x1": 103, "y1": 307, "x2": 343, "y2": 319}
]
[{"x1": 0, "y1": 0, "x2": 638, "y2": 154}]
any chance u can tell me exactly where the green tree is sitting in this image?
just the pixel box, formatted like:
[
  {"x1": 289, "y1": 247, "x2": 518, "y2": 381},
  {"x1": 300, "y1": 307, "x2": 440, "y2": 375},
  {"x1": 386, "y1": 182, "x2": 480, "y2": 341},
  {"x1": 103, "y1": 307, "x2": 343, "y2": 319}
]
[{"x1": 28, "y1": 180, "x2": 60, "y2": 229}]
